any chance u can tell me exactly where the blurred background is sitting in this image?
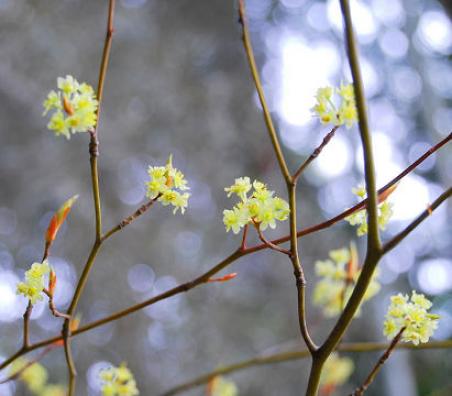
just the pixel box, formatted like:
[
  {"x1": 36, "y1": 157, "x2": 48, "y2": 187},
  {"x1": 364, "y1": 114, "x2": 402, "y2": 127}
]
[{"x1": 0, "y1": 0, "x2": 451, "y2": 395}]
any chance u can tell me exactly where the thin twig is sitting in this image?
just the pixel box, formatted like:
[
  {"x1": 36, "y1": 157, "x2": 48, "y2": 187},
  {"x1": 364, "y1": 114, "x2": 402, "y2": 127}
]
[
  {"x1": 293, "y1": 126, "x2": 339, "y2": 182},
  {"x1": 252, "y1": 221, "x2": 291, "y2": 256},
  {"x1": 22, "y1": 302, "x2": 32, "y2": 349},
  {"x1": 351, "y1": 328, "x2": 406, "y2": 396},
  {"x1": 43, "y1": 289, "x2": 71, "y2": 319},
  {"x1": 101, "y1": 196, "x2": 159, "y2": 241},
  {"x1": 287, "y1": 183, "x2": 317, "y2": 353},
  {"x1": 240, "y1": 224, "x2": 249, "y2": 251},
  {"x1": 161, "y1": 338, "x2": 452, "y2": 396},
  {"x1": 237, "y1": 0, "x2": 291, "y2": 183},
  {"x1": 382, "y1": 187, "x2": 452, "y2": 254},
  {"x1": 245, "y1": 131, "x2": 451, "y2": 254}
]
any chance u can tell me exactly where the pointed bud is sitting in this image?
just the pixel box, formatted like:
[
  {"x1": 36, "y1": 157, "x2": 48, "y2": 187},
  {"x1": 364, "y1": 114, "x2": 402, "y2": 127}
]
[
  {"x1": 62, "y1": 95, "x2": 75, "y2": 115},
  {"x1": 378, "y1": 183, "x2": 398, "y2": 204},
  {"x1": 45, "y1": 195, "x2": 79, "y2": 245},
  {"x1": 48, "y1": 269, "x2": 57, "y2": 296},
  {"x1": 346, "y1": 241, "x2": 358, "y2": 281},
  {"x1": 207, "y1": 273, "x2": 238, "y2": 283}
]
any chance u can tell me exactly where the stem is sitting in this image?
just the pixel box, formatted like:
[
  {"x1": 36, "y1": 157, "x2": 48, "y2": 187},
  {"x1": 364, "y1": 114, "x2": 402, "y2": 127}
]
[
  {"x1": 89, "y1": 131, "x2": 102, "y2": 241},
  {"x1": 237, "y1": 0, "x2": 291, "y2": 183},
  {"x1": 62, "y1": 320, "x2": 77, "y2": 396},
  {"x1": 240, "y1": 224, "x2": 249, "y2": 251},
  {"x1": 22, "y1": 302, "x2": 33, "y2": 349},
  {"x1": 253, "y1": 221, "x2": 291, "y2": 256},
  {"x1": 305, "y1": 1, "x2": 382, "y2": 393},
  {"x1": 341, "y1": 0, "x2": 380, "y2": 253},
  {"x1": 352, "y1": 328, "x2": 406, "y2": 396},
  {"x1": 292, "y1": 126, "x2": 339, "y2": 182},
  {"x1": 101, "y1": 197, "x2": 159, "y2": 241},
  {"x1": 288, "y1": 182, "x2": 317, "y2": 353}
]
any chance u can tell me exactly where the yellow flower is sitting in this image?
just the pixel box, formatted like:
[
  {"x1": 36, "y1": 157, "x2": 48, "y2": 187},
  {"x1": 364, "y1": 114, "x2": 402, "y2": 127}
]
[
  {"x1": 311, "y1": 83, "x2": 358, "y2": 128},
  {"x1": 313, "y1": 245, "x2": 380, "y2": 317},
  {"x1": 345, "y1": 184, "x2": 394, "y2": 236},
  {"x1": 145, "y1": 155, "x2": 190, "y2": 215},
  {"x1": 383, "y1": 291, "x2": 439, "y2": 345},
  {"x1": 223, "y1": 178, "x2": 289, "y2": 234},
  {"x1": 17, "y1": 260, "x2": 50, "y2": 305},
  {"x1": 43, "y1": 75, "x2": 98, "y2": 138},
  {"x1": 209, "y1": 376, "x2": 238, "y2": 396},
  {"x1": 99, "y1": 363, "x2": 139, "y2": 396}
]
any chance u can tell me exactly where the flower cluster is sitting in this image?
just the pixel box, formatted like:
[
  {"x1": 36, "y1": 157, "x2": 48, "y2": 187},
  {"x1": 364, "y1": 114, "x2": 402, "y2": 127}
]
[
  {"x1": 43, "y1": 75, "x2": 98, "y2": 139},
  {"x1": 16, "y1": 261, "x2": 50, "y2": 305},
  {"x1": 311, "y1": 83, "x2": 358, "y2": 128},
  {"x1": 223, "y1": 177, "x2": 290, "y2": 234},
  {"x1": 146, "y1": 155, "x2": 190, "y2": 214},
  {"x1": 313, "y1": 245, "x2": 380, "y2": 317},
  {"x1": 383, "y1": 291, "x2": 439, "y2": 345},
  {"x1": 208, "y1": 376, "x2": 238, "y2": 396},
  {"x1": 345, "y1": 185, "x2": 393, "y2": 236},
  {"x1": 320, "y1": 353, "x2": 354, "y2": 389},
  {"x1": 9, "y1": 358, "x2": 66, "y2": 396},
  {"x1": 99, "y1": 363, "x2": 139, "y2": 396}
]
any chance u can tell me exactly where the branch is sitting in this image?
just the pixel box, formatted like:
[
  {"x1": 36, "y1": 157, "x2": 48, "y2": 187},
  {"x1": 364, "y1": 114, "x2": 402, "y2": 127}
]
[
  {"x1": 382, "y1": 187, "x2": 452, "y2": 254},
  {"x1": 101, "y1": 197, "x2": 159, "y2": 241},
  {"x1": 22, "y1": 302, "x2": 32, "y2": 349},
  {"x1": 246, "y1": 131, "x2": 451, "y2": 254},
  {"x1": 63, "y1": 2, "x2": 116, "y2": 394},
  {"x1": 288, "y1": 183, "x2": 317, "y2": 353},
  {"x1": 341, "y1": 0, "x2": 380, "y2": 252},
  {"x1": 306, "y1": 1, "x2": 382, "y2": 394},
  {"x1": 292, "y1": 126, "x2": 339, "y2": 182},
  {"x1": 237, "y1": 0, "x2": 291, "y2": 183},
  {"x1": 352, "y1": 328, "x2": 405, "y2": 396},
  {"x1": 0, "y1": 134, "x2": 449, "y2": 374},
  {"x1": 162, "y1": 339, "x2": 452, "y2": 396},
  {"x1": 252, "y1": 221, "x2": 291, "y2": 256}
]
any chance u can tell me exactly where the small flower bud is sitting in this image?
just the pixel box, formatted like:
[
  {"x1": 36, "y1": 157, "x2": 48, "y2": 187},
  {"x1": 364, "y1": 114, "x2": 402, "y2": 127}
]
[
  {"x1": 62, "y1": 95, "x2": 74, "y2": 115},
  {"x1": 207, "y1": 273, "x2": 238, "y2": 283},
  {"x1": 48, "y1": 269, "x2": 57, "y2": 296}
]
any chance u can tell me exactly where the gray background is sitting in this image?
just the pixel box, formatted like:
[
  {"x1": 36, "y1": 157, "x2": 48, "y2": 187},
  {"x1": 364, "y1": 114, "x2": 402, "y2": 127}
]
[{"x1": 0, "y1": 0, "x2": 451, "y2": 395}]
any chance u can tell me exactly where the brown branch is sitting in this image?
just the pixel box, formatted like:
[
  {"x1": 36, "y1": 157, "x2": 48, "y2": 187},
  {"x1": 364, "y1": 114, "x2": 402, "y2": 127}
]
[
  {"x1": 162, "y1": 338, "x2": 452, "y2": 396},
  {"x1": 43, "y1": 289, "x2": 71, "y2": 320},
  {"x1": 293, "y1": 126, "x2": 339, "y2": 182},
  {"x1": 22, "y1": 302, "x2": 33, "y2": 349},
  {"x1": 351, "y1": 328, "x2": 406, "y2": 396},
  {"x1": 252, "y1": 221, "x2": 291, "y2": 256},
  {"x1": 240, "y1": 224, "x2": 249, "y2": 251},
  {"x1": 245, "y1": 132, "x2": 451, "y2": 254},
  {"x1": 1, "y1": 133, "x2": 449, "y2": 378},
  {"x1": 382, "y1": 187, "x2": 452, "y2": 254},
  {"x1": 101, "y1": 196, "x2": 159, "y2": 242}
]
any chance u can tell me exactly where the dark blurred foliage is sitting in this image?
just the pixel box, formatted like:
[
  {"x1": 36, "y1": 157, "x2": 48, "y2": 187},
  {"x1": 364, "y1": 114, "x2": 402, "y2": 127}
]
[{"x1": 0, "y1": 0, "x2": 451, "y2": 395}]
